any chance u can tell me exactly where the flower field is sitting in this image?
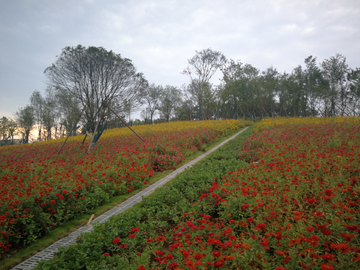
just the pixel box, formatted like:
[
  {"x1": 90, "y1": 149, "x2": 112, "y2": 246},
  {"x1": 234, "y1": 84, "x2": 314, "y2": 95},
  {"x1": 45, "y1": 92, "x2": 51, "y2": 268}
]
[
  {"x1": 34, "y1": 117, "x2": 360, "y2": 270},
  {"x1": 0, "y1": 119, "x2": 248, "y2": 258}
]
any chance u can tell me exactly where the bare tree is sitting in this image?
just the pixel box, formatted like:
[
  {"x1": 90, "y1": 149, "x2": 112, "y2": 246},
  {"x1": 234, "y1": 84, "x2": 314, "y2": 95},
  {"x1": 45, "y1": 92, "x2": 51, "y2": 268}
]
[{"x1": 44, "y1": 45, "x2": 147, "y2": 148}]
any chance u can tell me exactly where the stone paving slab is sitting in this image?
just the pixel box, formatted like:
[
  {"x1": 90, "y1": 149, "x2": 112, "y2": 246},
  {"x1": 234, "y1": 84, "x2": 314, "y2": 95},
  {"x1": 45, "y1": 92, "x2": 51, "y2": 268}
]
[{"x1": 12, "y1": 127, "x2": 248, "y2": 270}]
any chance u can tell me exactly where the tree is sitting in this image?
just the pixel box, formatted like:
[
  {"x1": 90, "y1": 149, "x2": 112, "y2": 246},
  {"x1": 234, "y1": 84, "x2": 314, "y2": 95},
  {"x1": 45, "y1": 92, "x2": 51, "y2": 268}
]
[
  {"x1": 182, "y1": 48, "x2": 226, "y2": 120},
  {"x1": 220, "y1": 60, "x2": 259, "y2": 119},
  {"x1": 55, "y1": 90, "x2": 81, "y2": 136},
  {"x1": 0, "y1": 116, "x2": 9, "y2": 140},
  {"x1": 175, "y1": 99, "x2": 196, "y2": 121},
  {"x1": 139, "y1": 84, "x2": 162, "y2": 123},
  {"x1": 187, "y1": 79, "x2": 216, "y2": 120},
  {"x1": 303, "y1": 56, "x2": 324, "y2": 116},
  {"x1": 30, "y1": 90, "x2": 44, "y2": 141},
  {"x1": 348, "y1": 68, "x2": 360, "y2": 116},
  {"x1": 15, "y1": 105, "x2": 35, "y2": 144},
  {"x1": 1, "y1": 117, "x2": 17, "y2": 143},
  {"x1": 7, "y1": 118, "x2": 17, "y2": 143},
  {"x1": 41, "y1": 87, "x2": 57, "y2": 140},
  {"x1": 158, "y1": 85, "x2": 182, "y2": 121},
  {"x1": 321, "y1": 54, "x2": 351, "y2": 116},
  {"x1": 44, "y1": 45, "x2": 147, "y2": 148},
  {"x1": 259, "y1": 67, "x2": 279, "y2": 117}
]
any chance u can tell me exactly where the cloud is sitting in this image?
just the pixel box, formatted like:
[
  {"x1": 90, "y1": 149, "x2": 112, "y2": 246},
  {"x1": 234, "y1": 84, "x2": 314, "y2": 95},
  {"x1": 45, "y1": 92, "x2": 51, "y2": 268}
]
[{"x1": 0, "y1": 0, "x2": 359, "y2": 118}]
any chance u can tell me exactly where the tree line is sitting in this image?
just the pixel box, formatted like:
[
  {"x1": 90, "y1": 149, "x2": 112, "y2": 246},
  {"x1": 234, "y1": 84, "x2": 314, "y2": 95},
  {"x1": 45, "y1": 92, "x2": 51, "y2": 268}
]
[{"x1": 1, "y1": 46, "x2": 359, "y2": 146}]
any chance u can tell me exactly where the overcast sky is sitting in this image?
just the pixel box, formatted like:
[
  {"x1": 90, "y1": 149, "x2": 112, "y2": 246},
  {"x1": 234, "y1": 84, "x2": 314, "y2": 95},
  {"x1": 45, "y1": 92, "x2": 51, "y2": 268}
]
[{"x1": 0, "y1": 0, "x2": 359, "y2": 119}]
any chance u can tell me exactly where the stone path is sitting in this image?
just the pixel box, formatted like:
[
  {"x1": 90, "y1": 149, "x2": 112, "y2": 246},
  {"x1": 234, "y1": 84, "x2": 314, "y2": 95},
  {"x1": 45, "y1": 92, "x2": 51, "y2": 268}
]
[{"x1": 12, "y1": 127, "x2": 248, "y2": 270}]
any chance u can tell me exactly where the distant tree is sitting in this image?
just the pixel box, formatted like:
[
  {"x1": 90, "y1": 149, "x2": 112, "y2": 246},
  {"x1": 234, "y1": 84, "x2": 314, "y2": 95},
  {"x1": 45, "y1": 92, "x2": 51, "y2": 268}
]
[
  {"x1": 183, "y1": 48, "x2": 227, "y2": 84},
  {"x1": 7, "y1": 118, "x2": 17, "y2": 143},
  {"x1": 0, "y1": 117, "x2": 17, "y2": 145},
  {"x1": 41, "y1": 87, "x2": 57, "y2": 140},
  {"x1": 321, "y1": 54, "x2": 351, "y2": 116},
  {"x1": 55, "y1": 90, "x2": 81, "y2": 136},
  {"x1": 158, "y1": 85, "x2": 182, "y2": 121},
  {"x1": 303, "y1": 56, "x2": 324, "y2": 116},
  {"x1": 175, "y1": 99, "x2": 196, "y2": 121},
  {"x1": 220, "y1": 60, "x2": 259, "y2": 119},
  {"x1": 348, "y1": 68, "x2": 360, "y2": 115},
  {"x1": 30, "y1": 90, "x2": 44, "y2": 141},
  {"x1": 259, "y1": 67, "x2": 279, "y2": 117},
  {"x1": 140, "y1": 107, "x2": 151, "y2": 124},
  {"x1": 44, "y1": 45, "x2": 147, "y2": 148},
  {"x1": 0, "y1": 117, "x2": 9, "y2": 140},
  {"x1": 182, "y1": 48, "x2": 226, "y2": 120},
  {"x1": 15, "y1": 105, "x2": 35, "y2": 143},
  {"x1": 187, "y1": 80, "x2": 216, "y2": 120},
  {"x1": 139, "y1": 84, "x2": 162, "y2": 123}
]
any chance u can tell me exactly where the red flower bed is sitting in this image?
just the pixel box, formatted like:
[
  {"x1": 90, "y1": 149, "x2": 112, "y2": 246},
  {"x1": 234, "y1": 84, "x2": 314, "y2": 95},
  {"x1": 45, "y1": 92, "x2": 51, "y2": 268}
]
[
  {"x1": 131, "y1": 120, "x2": 360, "y2": 269},
  {"x1": 0, "y1": 120, "x2": 244, "y2": 256}
]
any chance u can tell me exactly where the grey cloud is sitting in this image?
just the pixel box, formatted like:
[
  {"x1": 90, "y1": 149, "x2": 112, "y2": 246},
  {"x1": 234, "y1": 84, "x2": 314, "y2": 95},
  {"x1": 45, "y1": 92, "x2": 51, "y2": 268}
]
[{"x1": 0, "y1": 0, "x2": 359, "y2": 117}]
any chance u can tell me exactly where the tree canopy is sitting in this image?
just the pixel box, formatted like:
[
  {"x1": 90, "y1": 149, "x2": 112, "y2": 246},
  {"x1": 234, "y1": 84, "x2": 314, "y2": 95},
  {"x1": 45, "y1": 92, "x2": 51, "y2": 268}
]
[{"x1": 44, "y1": 45, "x2": 148, "y2": 146}]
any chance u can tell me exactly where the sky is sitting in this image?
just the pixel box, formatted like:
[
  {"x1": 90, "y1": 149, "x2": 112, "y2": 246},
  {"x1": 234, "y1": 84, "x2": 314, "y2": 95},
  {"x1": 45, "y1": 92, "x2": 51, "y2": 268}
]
[{"x1": 0, "y1": 0, "x2": 359, "y2": 119}]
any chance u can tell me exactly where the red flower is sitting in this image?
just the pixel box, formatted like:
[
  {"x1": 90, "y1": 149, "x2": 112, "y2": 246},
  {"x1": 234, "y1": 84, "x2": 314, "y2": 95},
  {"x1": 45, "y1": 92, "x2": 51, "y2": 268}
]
[
  {"x1": 167, "y1": 262, "x2": 179, "y2": 269},
  {"x1": 156, "y1": 235, "x2": 165, "y2": 242},
  {"x1": 322, "y1": 254, "x2": 334, "y2": 261},
  {"x1": 324, "y1": 189, "x2": 332, "y2": 196},
  {"x1": 136, "y1": 266, "x2": 146, "y2": 270},
  {"x1": 306, "y1": 226, "x2": 315, "y2": 232},
  {"x1": 214, "y1": 260, "x2": 225, "y2": 268},
  {"x1": 112, "y1": 238, "x2": 121, "y2": 244},
  {"x1": 309, "y1": 235, "x2": 319, "y2": 242},
  {"x1": 129, "y1": 234, "x2": 136, "y2": 239},
  {"x1": 257, "y1": 223, "x2": 267, "y2": 231},
  {"x1": 146, "y1": 238, "x2": 154, "y2": 243},
  {"x1": 346, "y1": 225, "x2": 358, "y2": 231},
  {"x1": 59, "y1": 195, "x2": 64, "y2": 200},
  {"x1": 195, "y1": 253, "x2": 203, "y2": 260},
  {"x1": 213, "y1": 250, "x2": 221, "y2": 258},
  {"x1": 182, "y1": 251, "x2": 190, "y2": 258},
  {"x1": 154, "y1": 250, "x2": 164, "y2": 256},
  {"x1": 103, "y1": 253, "x2": 109, "y2": 257},
  {"x1": 62, "y1": 190, "x2": 68, "y2": 195},
  {"x1": 307, "y1": 198, "x2": 316, "y2": 204},
  {"x1": 321, "y1": 264, "x2": 334, "y2": 270}
]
